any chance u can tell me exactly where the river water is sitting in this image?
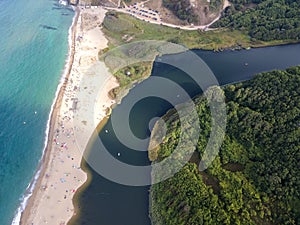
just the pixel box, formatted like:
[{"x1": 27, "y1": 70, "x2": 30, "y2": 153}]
[{"x1": 71, "y1": 43, "x2": 300, "y2": 225}]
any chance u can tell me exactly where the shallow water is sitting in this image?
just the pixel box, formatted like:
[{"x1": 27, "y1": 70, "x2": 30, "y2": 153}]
[{"x1": 0, "y1": 0, "x2": 74, "y2": 224}]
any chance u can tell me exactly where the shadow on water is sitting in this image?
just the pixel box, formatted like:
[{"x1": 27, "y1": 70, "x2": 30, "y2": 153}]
[
  {"x1": 40, "y1": 24, "x2": 58, "y2": 30},
  {"x1": 69, "y1": 44, "x2": 300, "y2": 225}
]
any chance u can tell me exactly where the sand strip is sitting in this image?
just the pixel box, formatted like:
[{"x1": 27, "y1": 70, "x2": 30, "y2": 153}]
[{"x1": 20, "y1": 6, "x2": 118, "y2": 225}]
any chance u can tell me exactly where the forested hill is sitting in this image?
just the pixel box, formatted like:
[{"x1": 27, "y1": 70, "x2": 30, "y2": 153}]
[
  {"x1": 212, "y1": 0, "x2": 300, "y2": 41},
  {"x1": 149, "y1": 66, "x2": 300, "y2": 225}
]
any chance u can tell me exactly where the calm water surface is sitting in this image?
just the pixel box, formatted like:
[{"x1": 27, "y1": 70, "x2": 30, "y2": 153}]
[{"x1": 71, "y1": 44, "x2": 300, "y2": 225}]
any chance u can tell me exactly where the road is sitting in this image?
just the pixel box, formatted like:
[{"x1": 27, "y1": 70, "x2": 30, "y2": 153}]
[{"x1": 105, "y1": 0, "x2": 231, "y2": 31}]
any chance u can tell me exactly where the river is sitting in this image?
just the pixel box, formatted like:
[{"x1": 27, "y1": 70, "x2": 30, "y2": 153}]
[{"x1": 70, "y1": 43, "x2": 300, "y2": 225}]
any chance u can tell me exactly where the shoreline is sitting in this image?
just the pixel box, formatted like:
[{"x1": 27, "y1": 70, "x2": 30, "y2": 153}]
[
  {"x1": 13, "y1": 2, "x2": 300, "y2": 224},
  {"x1": 189, "y1": 40, "x2": 300, "y2": 52},
  {"x1": 67, "y1": 116, "x2": 110, "y2": 224},
  {"x1": 19, "y1": 6, "x2": 119, "y2": 225},
  {"x1": 17, "y1": 7, "x2": 80, "y2": 225},
  {"x1": 12, "y1": 7, "x2": 80, "y2": 225}
]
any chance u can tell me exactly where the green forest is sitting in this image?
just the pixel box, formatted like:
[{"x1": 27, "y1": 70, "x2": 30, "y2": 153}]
[
  {"x1": 149, "y1": 66, "x2": 300, "y2": 224},
  {"x1": 213, "y1": 0, "x2": 300, "y2": 41}
]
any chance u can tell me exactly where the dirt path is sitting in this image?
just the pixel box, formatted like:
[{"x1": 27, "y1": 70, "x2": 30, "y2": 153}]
[{"x1": 106, "y1": 0, "x2": 230, "y2": 31}]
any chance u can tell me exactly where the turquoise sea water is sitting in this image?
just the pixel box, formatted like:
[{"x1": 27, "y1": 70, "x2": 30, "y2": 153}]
[{"x1": 0, "y1": 0, "x2": 74, "y2": 224}]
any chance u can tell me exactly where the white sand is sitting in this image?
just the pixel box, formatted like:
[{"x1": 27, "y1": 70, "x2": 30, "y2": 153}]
[{"x1": 20, "y1": 7, "x2": 118, "y2": 225}]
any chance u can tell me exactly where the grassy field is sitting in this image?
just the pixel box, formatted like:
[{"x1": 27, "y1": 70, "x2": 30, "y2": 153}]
[
  {"x1": 109, "y1": 61, "x2": 153, "y2": 100},
  {"x1": 102, "y1": 11, "x2": 296, "y2": 51},
  {"x1": 100, "y1": 11, "x2": 298, "y2": 99}
]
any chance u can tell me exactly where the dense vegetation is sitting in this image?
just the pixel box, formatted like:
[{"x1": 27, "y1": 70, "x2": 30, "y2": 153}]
[
  {"x1": 110, "y1": 62, "x2": 153, "y2": 99},
  {"x1": 150, "y1": 66, "x2": 300, "y2": 224},
  {"x1": 213, "y1": 0, "x2": 300, "y2": 41},
  {"x1": 102, "y1": 12, "x2": 294, "y2": 51}
]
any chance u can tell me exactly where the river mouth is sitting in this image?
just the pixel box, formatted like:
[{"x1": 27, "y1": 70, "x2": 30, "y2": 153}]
[{"x1": 70, "y1": 43, "x2": 300, "y2": 225}]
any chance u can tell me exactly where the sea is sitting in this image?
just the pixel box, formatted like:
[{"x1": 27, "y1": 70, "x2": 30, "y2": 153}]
[
  {"x1": 0, "y1": 0, "x2": 74, "y2": 224},
  {"x1": 1, "y1": 0, "x2": 300, "y2": 224}
]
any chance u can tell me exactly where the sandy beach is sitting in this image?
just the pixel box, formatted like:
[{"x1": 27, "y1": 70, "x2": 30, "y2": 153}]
[{"x1": 20, "y1": 6, "x2": 118, "y2": 225}]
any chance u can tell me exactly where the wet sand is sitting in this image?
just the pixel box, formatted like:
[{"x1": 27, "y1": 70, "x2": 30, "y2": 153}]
[{"x1": 20, "y1": 6, "x2": 118, "y2": 225}]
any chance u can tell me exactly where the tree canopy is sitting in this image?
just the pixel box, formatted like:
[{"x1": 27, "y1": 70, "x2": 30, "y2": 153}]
[
  {"x1": 213, "y1": 0, "x2": 300, "y2": 41},
  {"x1": 150, "y1": 66, "x2": 300, "y2": 225}
]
